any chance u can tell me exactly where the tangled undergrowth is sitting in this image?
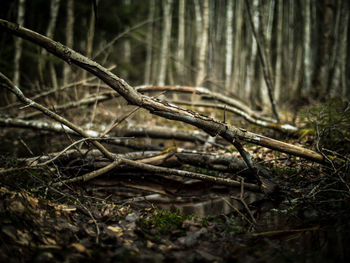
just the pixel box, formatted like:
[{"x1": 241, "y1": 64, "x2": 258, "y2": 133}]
[{"x1": 1, "y1": 102, "x2": 350, "y2": 262}]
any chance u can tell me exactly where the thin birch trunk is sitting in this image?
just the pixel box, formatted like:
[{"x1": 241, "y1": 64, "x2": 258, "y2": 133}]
[
  {"x1": 13, "y1": 0, "x2": 26, "y2": 89},
  {"x1": 265, "y1": 0, "x2": 274, "y2": 41},
  {"x1": 303, "y1": 0, "x2": 312, "y2": 96},
  {"x1": 176, "y1": 0, "x2": 185, "y2": 83},
  {"x1": 158, "y1": 0, "x2": 173, "y2": 86},
  {"x1": 144, "y1": 0, "x2": 155, "y2": 84},
  {"x1": 290, "y1": 1, "x2": 302, "y2": 99},
  {"x1": 63, "y1": 0, "x2": 74, "y2": 85},
  {"x1": 210, "y1": 0, "x2": 221, "y2": 90},
  {"x1": 194, "y1": 0, "x2": 202, "y2": 71},
  {"x1": 195, "y1": 0, "x2": 209, "y2": 86},
  {"x1": 260, "y1": 0, "x2": 274, "y2": 106},
  {"x1": 225, "y1": 0, "x2": 233, "y2": 91},
  {"x1": 287, "y1": 0, "x2": 294, "y2": 100},
  {"x1": 232, "y1": 0, "x2": 243, "y2": 96}
]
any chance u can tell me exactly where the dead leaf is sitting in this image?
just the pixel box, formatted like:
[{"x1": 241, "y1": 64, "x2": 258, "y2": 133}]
[
  {"x1": 9, "y1": 200, "x2": 25, "y2": 214},
  {"x1": 16, "y1": 230, "x2": 31, "y2": 246},
  {"x1": 42, "y1": 236, "x2": 57, "y2": 246},
  {"x1": 146, "y1": 240, "x2": 154, "y2": 248},
  {"x1": 2, "y1": 225, "x2": 17, "y2": 242},
  {"x1": 71, "y1": 243, "x2": 87, "y2": 254},
  {"x1": 107, "y1": 225, "x2": 123, "y2": 238},
  {"x1": 26, "y1": 195, "x2": 39, "y2": 208}
]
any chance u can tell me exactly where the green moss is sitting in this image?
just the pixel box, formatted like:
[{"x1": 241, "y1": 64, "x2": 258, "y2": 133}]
[
  {"x1": 138, "y1": 209, "x2": 192, "y2": 235},
  {"x1": 270, "y1": 166, "x2": 297, "y2": 177},
  {"x1": 298, "y1": 128, "x2": 315, "y2": 138},
  {"x1": 180, "y1": 165, "x2": 217, "y2": 176},
  {"x1": 228, "y1": 146, "x2": 238, "y2": 152}
]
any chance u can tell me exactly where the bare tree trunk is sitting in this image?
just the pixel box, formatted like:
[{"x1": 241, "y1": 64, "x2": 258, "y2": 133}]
[
  {"x1": 313, "y1": 0, "x2": 335, "y2": 98},
  {"x1": 245, "y1": 0, "x2": 258, "y2": 105},
  {"x1": 194, "y1": 0, "x2": 202, "y2": 84},
  {"x1": 122, "y1": 0, "x2": 131, "y2": 79},
  {"x1": 144, "y1": 0, "x2": 155, "y2": 84},
  {"x1": 38, "y1": 0, "x2": 60, "y2": 91},
  {"x1": 208, "y1": 0, "x2": 219, "y2": 90},
  {"x1": 286, "y1": 0, "x2": 294, "y2": 100},
  {"x1": 158, "y1": 0, "x2": 173, "y2": 86},
  {"x1": 290, "y1": 1, "x2": 304, "y2": 100},
  {"x1": 13, "y1": 0, "x2": 26, "y2": 90},
  {"x1": 195, "y1": 0, "x2": 209, "y2": 86},
  {"x1": 63, "y1": 0, "x2": 74, "y2": 85},
  {"x1": 328, "y1": 0, "x2": 341, "y2": 92},
  {"x1": 302, "y1": 0, "x2": 312, "y2": 97},
  {"x1": 43, "y1": 0, "x2": 60, "y2": 50},
  {"x1": 274, "y1": 1, "x2": 283, "y2": 103},
  {"x1": 260, "y1": 0, "x2": 275, "y2": 106},
  {"x1": 175, "y1": 0, "x2": 185, "y2": 84},
  {"x1": 245, "y1": 0, "x2": 280, "y2": 122},
  {"x1": 329, "y1": 0, "x2": 349, "y2": 98},
  {"x1": 81, "y1": 0, "x2": 97, "y2": 82},
  {"x1": 225, "y1": 0, "x2": 233, "y2": 91}
]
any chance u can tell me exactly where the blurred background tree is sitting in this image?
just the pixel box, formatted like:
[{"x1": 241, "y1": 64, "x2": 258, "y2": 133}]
[{"x1": 0, "y1": 0, "x2": 349, "y2": 110}]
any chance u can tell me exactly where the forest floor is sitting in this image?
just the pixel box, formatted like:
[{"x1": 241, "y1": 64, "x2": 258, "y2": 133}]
[{"x1": 1, "y1": 102, "x2": 350, "y2": 262}]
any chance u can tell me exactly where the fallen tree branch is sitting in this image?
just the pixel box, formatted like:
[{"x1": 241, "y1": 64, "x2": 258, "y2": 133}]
[
  {"x1": 172, "y1": 100, "x2": 297, "y2": 133},
  {"x1": 134, "y1": 85, "x2": 276, "y2": 123},
  {"x1": 0, "y1": 19, "x2": 325, "y2": 165},
  {"x1": 18, "y1": 85, "x2": 297, "y2": 133},
  {"x1": 79, "y1": 85, "x2": 281, "y2": 128},
  {"x1": 54, "y1": 156, "x2": 260, "y2": 191},
  {"x1": 19, "y1": 148, "x2": 246, "y2": 172}
]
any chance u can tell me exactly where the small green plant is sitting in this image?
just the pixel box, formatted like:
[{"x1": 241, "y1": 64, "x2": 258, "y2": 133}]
[
  {"x1": 227, "y1": 218, "x2": 245, "y2": 233},
  {"x1": 138, "y1": 208, "x2": 192, "y2": 235}
]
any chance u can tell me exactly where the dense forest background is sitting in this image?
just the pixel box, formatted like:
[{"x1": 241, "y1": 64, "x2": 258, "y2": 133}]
[
  {"x1": 1, "y1": 0, "x2": 349, "y2": 109},
  {"x1": 1, "y1": 1, "x2": 350, "y2": 262}
]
